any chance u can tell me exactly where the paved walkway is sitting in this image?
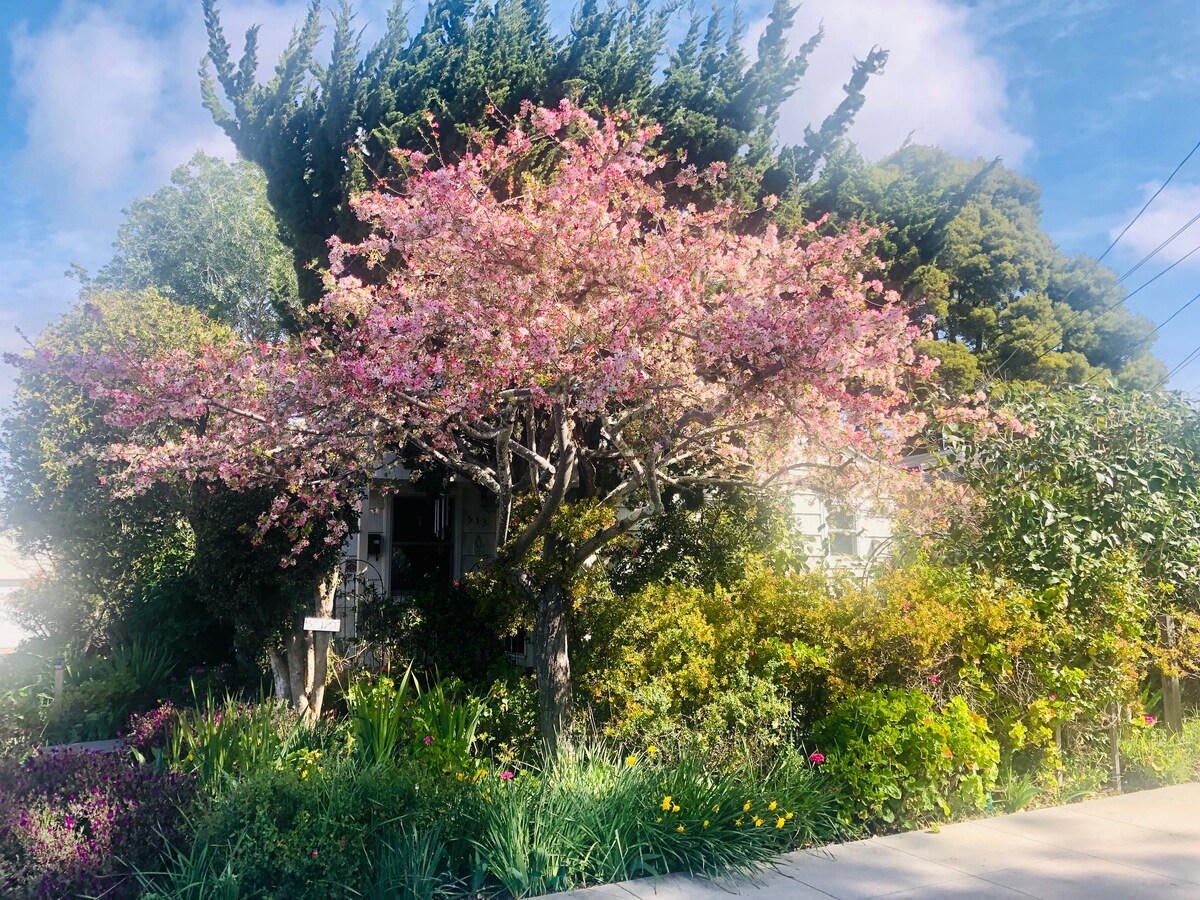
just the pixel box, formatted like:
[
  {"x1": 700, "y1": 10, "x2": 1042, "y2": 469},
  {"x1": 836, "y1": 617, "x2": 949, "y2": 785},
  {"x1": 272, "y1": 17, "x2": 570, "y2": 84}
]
[{"x1": 556, "y1": 783, "x2": 1200, "y2": 899}]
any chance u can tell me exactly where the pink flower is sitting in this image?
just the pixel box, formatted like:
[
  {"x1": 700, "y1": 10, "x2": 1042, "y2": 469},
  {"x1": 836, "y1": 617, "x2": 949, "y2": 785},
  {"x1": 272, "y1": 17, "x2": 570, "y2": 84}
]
[
  {"x1": 500, "y1": 770, "x2": 515, "y2": 780},
  {"x1": 809, "y1": 752, "x2": 825, "y2": 765},
  {"x1": 928, "y1": 674, "x2": 941, "y2": 685},
  {"x1": 1049, "y1": 694, "x2": 1057, "y2": 701},
  {"x1": 423, "y1": 735, "x2": 433, "y2": 745},
  {"x1": 1145, "y1": 715, "x2": 1157, "y2": 725},
  {"x1": 312, "y1": 849, "x2": 319, "y2": 858}
]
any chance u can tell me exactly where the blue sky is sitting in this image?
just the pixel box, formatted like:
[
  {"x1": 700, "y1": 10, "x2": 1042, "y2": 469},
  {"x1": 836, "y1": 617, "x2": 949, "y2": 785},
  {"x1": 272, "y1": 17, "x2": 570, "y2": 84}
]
[{"x1": 0, "y1": 0, "x2": 1198, "y2": 396}]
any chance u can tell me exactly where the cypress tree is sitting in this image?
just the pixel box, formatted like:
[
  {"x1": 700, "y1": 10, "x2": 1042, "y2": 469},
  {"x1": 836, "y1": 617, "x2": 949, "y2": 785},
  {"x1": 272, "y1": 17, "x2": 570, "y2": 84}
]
[{"x1": 200, "y1": 0, "x2": 881, "y2": 307}]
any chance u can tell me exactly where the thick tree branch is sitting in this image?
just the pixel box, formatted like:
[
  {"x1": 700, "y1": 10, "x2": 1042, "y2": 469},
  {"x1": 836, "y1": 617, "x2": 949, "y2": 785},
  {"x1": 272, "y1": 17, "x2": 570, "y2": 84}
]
[
  {"x1": 408, "y1": 435, "x2": 503, "y2": 494},
  {"x1": 504, "y1": 405, "x2": 576, "y2": 562}
]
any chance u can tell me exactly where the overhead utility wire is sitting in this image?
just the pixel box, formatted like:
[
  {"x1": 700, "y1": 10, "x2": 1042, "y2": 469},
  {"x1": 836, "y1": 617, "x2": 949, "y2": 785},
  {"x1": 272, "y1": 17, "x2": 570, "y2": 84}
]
[
  {"x1": 1117, "y1": 285, "x2": 1200, "y2": 362},
  {"x1": 1101, "y1": 137, "x2": 1200, "y2": 262},
  {"x1": 1154, "y1": 342, "x2": 1200, "y2": 391},
  {"x1": 1032, "y1": 233, "x2": 1200, "y2": 368},
  {"x1": 1021, "y1": 209, "x2": 1200, "y2": 367},
  {"x1": 991, "y1": 136, "x2": 1200, "y2": 378}
]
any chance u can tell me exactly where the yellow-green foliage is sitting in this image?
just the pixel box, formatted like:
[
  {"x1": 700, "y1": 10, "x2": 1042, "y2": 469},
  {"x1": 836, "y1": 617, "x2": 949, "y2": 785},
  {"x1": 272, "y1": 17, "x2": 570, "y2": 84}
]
[{"x1": 579, "y1": 554, "x2": 1152, "y2": 760}]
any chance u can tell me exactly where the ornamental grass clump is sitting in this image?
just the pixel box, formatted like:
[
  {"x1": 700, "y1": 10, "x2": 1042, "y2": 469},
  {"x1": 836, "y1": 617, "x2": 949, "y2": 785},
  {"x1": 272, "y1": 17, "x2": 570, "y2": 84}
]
[
  {"x1": 469, "y1": 742, "x2": 843, "y2": 896},
  {"x1": 345, "y1": 667, "x2": 414, "y2": 765},
  {"x1": 0, "y1": 748, "x2": 197, "y2": 899},
  {"x1": 164, "y1": 695, "x2": 346, "y2": 793}
]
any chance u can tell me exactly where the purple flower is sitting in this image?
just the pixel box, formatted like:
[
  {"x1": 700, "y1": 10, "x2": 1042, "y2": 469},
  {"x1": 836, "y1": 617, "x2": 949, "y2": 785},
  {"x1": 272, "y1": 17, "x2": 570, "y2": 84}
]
[
  {"x1": 423, "y1": 735, "x2": 433, "y2": 745},
  {"x1": 499, "y1": 770, "x2": 515, "y2": 780},
  {"x1": 809, "y1": 752, "x2": 826, "y2": 765}
]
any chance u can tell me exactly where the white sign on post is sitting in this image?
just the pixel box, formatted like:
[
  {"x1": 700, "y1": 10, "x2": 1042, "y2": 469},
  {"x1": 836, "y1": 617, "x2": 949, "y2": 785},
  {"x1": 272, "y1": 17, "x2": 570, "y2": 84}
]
[{"x1": 303, "y1": 616, "x2": 342, "y2": 633}]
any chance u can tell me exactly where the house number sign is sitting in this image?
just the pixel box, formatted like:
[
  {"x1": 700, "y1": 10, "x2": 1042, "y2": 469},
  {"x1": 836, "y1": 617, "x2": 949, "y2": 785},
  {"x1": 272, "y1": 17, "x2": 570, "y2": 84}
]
[{"x1": 303, "y1": 616, "x2": 342, "y2": 633}]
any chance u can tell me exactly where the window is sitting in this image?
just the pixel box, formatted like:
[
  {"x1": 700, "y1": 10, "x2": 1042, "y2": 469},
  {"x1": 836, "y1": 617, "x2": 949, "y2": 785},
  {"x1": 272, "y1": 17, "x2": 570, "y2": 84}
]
[{"x1": 825, "y1": 502, "x2": 859, "y2": 557}]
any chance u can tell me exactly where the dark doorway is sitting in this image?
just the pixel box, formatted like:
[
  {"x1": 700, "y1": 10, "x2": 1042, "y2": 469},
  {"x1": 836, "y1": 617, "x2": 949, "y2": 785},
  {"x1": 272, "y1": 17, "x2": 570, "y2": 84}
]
[{"x1": 391, "y1": 496, "x2": 455, "y2": 594}]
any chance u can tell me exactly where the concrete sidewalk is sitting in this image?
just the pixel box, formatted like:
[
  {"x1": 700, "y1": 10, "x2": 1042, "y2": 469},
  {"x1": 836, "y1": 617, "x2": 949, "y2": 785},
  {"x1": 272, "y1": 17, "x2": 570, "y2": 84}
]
[{"x1": 558, "y1": 782, "x2": 1200, "y2": 899}]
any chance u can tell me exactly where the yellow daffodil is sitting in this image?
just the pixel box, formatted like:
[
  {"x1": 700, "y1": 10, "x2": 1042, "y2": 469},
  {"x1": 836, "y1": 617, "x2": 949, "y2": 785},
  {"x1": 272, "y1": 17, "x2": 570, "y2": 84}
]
[
  {"x1": 676, "y1": 825, "x2": 684, "y2": 833},
  {"x1": 661, "y1": 795, "x2": 672, "y2": 811},
  {"x1": 742, "y1": 800, "x2": 752, "y2": 812},
  {"x1": 786, "y1": 812, "x2": 794, "y2": 820},
  {"x1": 712, "y1": 804, "x2": 720, "y2": 813},
  {"x1": 768, "y1": 800, "x2": 778, "y2": 811},
  {"x1": 647, "y1": 745, "x2": 659, "y2": 757},
  {"x1": 626, "y1": 755, "x2": 637, "y2": 766},
  {"x1": 753, "y1": 817, "x2": 764, "y2": 827},
  {"x1": 735, "y1": 817, "x2": 743, "y2": 826},
  {"x1": 703, "y1": 820, "x2": 710, "y2": 829},
  {"x1": 672, "y1": 804, "x2": 680, "y2": 813},
  {"x1": 776, "y1": 817, "x2": 785, "y2": 829}
]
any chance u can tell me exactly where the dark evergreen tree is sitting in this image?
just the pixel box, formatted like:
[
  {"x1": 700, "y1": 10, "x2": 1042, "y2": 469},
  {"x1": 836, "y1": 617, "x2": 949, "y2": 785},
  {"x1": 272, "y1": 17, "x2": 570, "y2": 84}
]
[
  {"x1": 797, "y1": 144, "x2": 1165, "y2": 392},
  {"x1": 199, "y1": 0, "x2": 879, "y2": 306}
]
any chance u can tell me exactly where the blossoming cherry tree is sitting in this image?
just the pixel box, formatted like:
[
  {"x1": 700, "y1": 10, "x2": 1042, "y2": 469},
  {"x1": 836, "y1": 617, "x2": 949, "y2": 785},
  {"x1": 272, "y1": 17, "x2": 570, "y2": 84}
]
[{"x1": 74, "y1": 102, "x2": 933, "y2": 742}]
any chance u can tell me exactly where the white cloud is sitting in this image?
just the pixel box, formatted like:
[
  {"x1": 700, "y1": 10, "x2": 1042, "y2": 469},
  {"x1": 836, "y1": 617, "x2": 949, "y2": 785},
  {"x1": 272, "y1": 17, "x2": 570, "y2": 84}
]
[
  {"x1": 1109, "y1": 182, "x2": 1200, "y2": 266},
  {"x1": 769, "y1": 0, "x2": 1032, "y2": 165},
  {"x1": 11, "y1": 10, "x2": 172, "y2": 193},
  {"x1": 6, "y1": 0, "x2": 335, "y2": 209}
]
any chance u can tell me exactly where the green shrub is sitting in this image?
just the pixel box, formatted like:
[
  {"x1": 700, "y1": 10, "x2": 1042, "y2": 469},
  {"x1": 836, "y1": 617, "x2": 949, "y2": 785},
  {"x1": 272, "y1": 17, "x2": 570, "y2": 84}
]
[
  {"x1": 813, "y1": 688, "x2": 999, "y2": 831},
  {"x1": 43, "y1": 639, "x2": 177, "y2": 743},
  {"x1": 579, "y1": 558, "x2": 1058, "y2": 758},
  {"x1": 189, "y1": 756, "x2": 421, "y2": 899},
  {"x1": 0, "y1": 649, "x2": 55, "y2": 755},
  {"x1": 475, "y1": 662, "x2": 538, "y2": 764}
]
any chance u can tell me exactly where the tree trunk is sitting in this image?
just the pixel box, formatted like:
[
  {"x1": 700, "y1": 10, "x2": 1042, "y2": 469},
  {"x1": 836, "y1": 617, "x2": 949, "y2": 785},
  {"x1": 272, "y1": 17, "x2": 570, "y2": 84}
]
[
  {"x1": 268, "y1": 648, "x2": 290, "y2": 701},
  {"x1": 274, "y1": 569, "x2": 340, "y2": 721},
  {"x1": 534, "y1": 578, "x2": 573, "y2": 755}
]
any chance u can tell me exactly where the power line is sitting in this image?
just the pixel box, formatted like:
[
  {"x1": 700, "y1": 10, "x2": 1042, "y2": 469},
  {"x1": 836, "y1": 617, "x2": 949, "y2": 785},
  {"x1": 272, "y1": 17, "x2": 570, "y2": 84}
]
[
  {"x1": 990, "y1": 136, "x2": 1200, "y2": 379},
  {"x1": 1154, "y1": 342, "x2": 1200, "y2": 391},
  {"x1": 1120, "y1": 285, "x2": 1200, "y2": 362},
  {"x1": 1102, "y1": 137, "x2": 1200, "y2": 263},
  {"x1": 1030, "y1": 209, "x2": 1200, "y2": 361},
  {"x1": 1031, "y1": 234, "x2": 1200, "y2": 367}
]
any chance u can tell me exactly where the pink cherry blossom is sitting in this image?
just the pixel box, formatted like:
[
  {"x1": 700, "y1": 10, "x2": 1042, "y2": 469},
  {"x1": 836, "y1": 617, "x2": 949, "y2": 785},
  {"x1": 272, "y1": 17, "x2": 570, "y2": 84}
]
[{"x1": 44, "y1": 102, "x2": 938, "y2": 571}]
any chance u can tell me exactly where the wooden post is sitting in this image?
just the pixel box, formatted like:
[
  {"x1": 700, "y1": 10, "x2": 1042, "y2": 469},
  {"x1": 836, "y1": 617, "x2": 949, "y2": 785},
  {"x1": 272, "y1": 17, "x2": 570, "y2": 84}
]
[
  {"x1": 53, "y1": 657, "x2": 64, "y2": 704},
  {"x1": 1054, "y1": 723, "x2": 1064, "y2": 788},
  {"x1": 1157, "y1": 613, "x2": 1184, "y2": 735},
  {"x1": 1108, "y1": 702, "x2": 1122, "y2": 793}
]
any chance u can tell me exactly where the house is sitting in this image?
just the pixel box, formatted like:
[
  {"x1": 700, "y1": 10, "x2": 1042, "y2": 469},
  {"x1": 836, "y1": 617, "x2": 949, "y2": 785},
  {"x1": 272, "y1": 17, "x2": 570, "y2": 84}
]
[
  {"x1": 335, "y1": 467, "x2": 498, "y2": 641},
  {"x1": 334, "y1": 468, "x2": 892, "y2": 647}
]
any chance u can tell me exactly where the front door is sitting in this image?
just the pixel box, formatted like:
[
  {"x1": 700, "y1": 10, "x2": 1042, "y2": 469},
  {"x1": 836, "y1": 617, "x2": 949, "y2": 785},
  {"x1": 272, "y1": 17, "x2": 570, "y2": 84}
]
[{"x1": 390, "y1": 495, "x2": 455, "y2": 594}]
